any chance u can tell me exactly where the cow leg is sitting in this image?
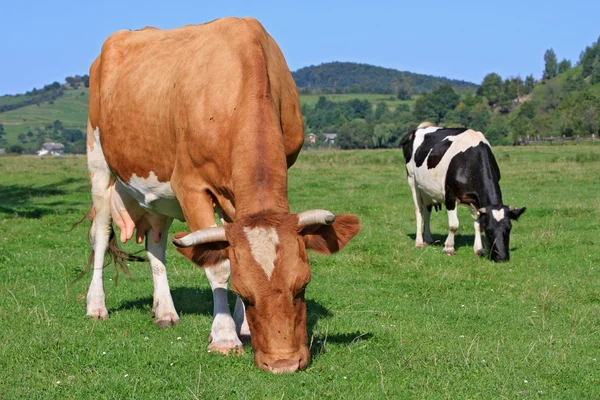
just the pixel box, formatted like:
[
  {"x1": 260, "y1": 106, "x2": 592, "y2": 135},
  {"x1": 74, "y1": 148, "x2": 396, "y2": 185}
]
[
  {"x1": 471, "y1": 208, "x2": 485, "y2": 256},
  {"x1": 86, "y1": 125, "x2": 111, "y2": 320},
  {"x1": 205, "y1": 259, "x2": 244, "y2": 354},
  {"x1": 146, "y1": 220, "x2": 180, "y2": 328},
  {"x1": 174, "y1": 188, "x2": 242, "y2": 354},
  {"x1": 443, "y1": 202, "x2": 459, "y2": 256},
  {"x1": 233, "y1": 295, "x2": 251, "y2": 342},
  {"x1": 423, "y1": 204, "x2": 434, "y2": 245},
  {"x1": 408, "y1": 176, "x2": 426, "y2": 248}
]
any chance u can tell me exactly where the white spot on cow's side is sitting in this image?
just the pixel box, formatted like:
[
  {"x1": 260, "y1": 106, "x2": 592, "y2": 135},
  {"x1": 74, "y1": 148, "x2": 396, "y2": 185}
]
[
  {"x1": 119, "y1": 172, "x2": 184, "y2": 220},
  {"x1": 243, "y1": 227, "x2": 279, "y2": 279},
  {"x1": 492, "y1": 209, "x2": 505, "y2": 222}
]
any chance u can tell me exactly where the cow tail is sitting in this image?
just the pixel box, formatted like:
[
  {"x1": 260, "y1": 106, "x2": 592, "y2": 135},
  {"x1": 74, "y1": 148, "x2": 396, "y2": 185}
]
[{"x1": 70, "y1": 204, "x2": 147, "y2": 286}]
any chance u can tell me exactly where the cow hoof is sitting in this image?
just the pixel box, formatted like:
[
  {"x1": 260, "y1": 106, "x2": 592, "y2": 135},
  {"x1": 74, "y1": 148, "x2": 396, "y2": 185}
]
[
  {"x1": 208, "y1": 340, "x2": 245, "y2": 355},
  {"x1": 154, "y1": 313, "x2": 180, "y2": 328},
  {"x1": 87, "y1": 307, "x2": 108, "y2": 320},
  {"x1": 442, "y1": 248, "x2": 456, "y2": 256},
  {"x1": 415, "y1": 242, "x2": 425, "y2": 249},
  {"x1": 475, "y1": 248, "x2": 486, "y2": 257},
  {"x1": 238, "y1": 333, "x2": 252, "y2": 345}
]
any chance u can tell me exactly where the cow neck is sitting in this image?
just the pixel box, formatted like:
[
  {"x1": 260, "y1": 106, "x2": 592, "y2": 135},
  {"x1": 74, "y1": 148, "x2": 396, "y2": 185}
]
[
  {"x1": 478, "y1": 182, "x2": 503, "y2": 209},
  {"x1": 230, "y1": 128, "x2": 290, "y2": 218}
]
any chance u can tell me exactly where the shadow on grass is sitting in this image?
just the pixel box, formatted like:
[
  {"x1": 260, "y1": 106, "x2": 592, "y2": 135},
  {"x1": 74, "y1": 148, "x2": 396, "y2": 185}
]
[
  {"x1": 0, "y1": 177, "x2": 87, "y2": 218},
  {"x1": 112, "y1": 287, "x2": 373, "y2": 355},
  {"x1": 407, "y1": 233, "x2": 476, "y2": 250}
]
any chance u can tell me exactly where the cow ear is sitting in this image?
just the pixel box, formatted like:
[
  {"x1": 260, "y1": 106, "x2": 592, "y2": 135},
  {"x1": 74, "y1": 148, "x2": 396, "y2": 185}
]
[
  {"x1": 299, "y1": 214, "x2": 361, "y2": 255},
  {"x1": 460, "y1": 192, "x2": 480, "y2": 208},
  {"x1": 507, "y1": 206, "x2": 526, "y2": 221},
  {"x1": 173, "y1": 232, "x2": 229, "y2": 268}
]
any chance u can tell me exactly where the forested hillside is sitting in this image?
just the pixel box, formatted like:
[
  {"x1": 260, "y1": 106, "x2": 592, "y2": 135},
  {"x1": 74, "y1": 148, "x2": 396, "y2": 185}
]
[
  {"x1": 301, "y1": 37, "x2": 600, "y2": 149},
  {"x1": 293, "y1": 62, "x2": 478, "y2": 95}
]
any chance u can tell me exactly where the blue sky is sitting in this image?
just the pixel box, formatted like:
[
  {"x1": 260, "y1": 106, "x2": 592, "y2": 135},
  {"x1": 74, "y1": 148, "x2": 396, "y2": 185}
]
[{"x1": 1, "y1": 0, "x2": 599, "y2": 95}]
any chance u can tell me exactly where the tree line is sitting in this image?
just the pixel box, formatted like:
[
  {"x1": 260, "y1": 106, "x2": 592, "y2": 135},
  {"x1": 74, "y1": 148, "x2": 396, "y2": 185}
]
[{"x1": 303, "y1": 36, "x2": 600, "y2": 149}]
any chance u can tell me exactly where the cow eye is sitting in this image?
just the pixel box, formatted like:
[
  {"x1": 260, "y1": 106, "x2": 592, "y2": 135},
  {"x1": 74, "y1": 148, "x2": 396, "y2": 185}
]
[{"x1": 293, "y1": 286, "x2": 307, "y2": 305}]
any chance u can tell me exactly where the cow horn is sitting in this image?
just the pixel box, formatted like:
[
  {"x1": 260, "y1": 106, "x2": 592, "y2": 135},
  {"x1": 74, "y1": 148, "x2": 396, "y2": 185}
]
[
  {"x1": 171, "y1": 226, "x2": 227, "y2": 248},
  {"x1": 297, "y1": 210, "x2": 336, "y2": 226}
]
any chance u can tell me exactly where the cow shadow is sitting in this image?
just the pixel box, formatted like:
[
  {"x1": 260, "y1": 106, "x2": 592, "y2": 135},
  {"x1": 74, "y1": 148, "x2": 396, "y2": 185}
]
[
  {"x1": 112, "y1": 287, "x2": 373, "y2": 356},
  {"x1": 0, "y1": 178, "x2": 88, "y2": 219},
  {"x1": 407, "y1": 233, "x2": 476, "y2": 250}
]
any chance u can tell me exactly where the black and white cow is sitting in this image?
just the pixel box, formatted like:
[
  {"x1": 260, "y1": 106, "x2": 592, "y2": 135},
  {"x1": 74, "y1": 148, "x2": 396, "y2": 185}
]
[{"x1": 399, "y1": 122, "x2": 526, "y2": 262}]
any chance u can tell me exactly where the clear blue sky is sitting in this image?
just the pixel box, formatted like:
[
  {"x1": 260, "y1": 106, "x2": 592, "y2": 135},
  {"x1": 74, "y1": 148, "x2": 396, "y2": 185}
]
[{"x1": 1, "y1": 0, "x2": 599, "y2": 95}]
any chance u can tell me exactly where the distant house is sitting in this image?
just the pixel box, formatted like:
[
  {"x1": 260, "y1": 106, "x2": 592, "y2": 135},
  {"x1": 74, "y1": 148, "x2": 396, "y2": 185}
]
[
  {"x1": 305, "y1": 133, "x2": 337, "y2": 145},
  {"x1": 37, "y1": 142, "x2": 65, "y2": 156},
  {"x1": 0, "y1": 148, "x2": 5, "y2": 155},
  {"x1": 305, "y1": 133, "x2": 317, "y2": 144},
  {"x1": 323, "y1": 133, "x2": 337, "y2": 144}
]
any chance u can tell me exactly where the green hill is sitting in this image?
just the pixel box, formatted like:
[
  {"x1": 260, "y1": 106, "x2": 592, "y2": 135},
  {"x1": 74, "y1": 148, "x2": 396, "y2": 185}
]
[{"x1": 292, "y1": 62, "x2": 478, "y2": 95}]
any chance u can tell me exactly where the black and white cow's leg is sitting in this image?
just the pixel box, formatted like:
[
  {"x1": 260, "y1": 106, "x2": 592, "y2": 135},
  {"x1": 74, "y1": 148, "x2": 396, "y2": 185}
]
[
  {"x1": 86, "y1": 125, "x2": 112, "y2": 320},
  {"x1": 443, "y1": 201, "x2": 459, "y2": 255},
  {"x1": 423, "y1": 204, "x2": 434, "y2": 245},
  {"x1": 205, "y1": 259, "x2": 244, "y2": 354},
  {"x1": 408, "y1": 176, "x2": 426, "y2": 248},
  {"x1": 233, "y1": 295, "x2": 251, "y2": 343},
  {"x1": 470, "y1": 208, "x2": 485, "y2": 256},
  {"x1": 146, "y1": 219, "x2": 180, "y2": 328}
]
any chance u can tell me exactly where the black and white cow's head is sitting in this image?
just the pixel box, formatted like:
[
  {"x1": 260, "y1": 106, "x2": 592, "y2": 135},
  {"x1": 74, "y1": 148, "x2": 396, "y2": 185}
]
[{"x1": 478, "y1": 205, "x2": 526, "y2": 262}]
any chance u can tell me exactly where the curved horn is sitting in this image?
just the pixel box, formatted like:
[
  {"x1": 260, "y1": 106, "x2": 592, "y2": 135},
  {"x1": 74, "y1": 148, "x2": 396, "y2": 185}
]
[
  {"x1": 297, "y1": 209, "x2": 336, "y2": 227},
  {"x1": 171, "y1": 226, "x2": 227, "y2": 248}
]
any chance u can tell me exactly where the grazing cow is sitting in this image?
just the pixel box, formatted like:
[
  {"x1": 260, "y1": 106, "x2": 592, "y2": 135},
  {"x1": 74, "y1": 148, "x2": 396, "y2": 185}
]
[
  {"x1": 85, "y1": 17, "x2": 360, "y2": 373},
  {"x1": 399, "y1": 122, "x2": 525, "y2": 262}
]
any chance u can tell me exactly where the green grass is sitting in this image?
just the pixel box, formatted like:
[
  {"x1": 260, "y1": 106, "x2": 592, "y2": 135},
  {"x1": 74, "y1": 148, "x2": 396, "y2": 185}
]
[{"x1": 1, "y1": 146, "x2": 599, "y2": 398}]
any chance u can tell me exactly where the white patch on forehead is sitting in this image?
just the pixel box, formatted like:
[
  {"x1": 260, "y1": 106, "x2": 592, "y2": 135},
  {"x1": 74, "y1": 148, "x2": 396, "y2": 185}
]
[
  {"x1": 492, "y1": 209, "x2": 505, "y2": 222},
  {"x1": 243, "y1": 227, "x2": 280, "y2": 279}
]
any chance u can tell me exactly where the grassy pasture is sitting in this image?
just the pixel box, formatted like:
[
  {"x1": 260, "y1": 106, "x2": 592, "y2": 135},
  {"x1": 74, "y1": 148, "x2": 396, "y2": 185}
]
[{"x1": 0, "y1": 145, "x2": 599, "y2": 398}]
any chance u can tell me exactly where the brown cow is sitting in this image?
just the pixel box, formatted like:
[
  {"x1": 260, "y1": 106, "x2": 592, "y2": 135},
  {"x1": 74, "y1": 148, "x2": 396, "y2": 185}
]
[{"x1": 85, "y1": 17, "x2": 360, "y2": 373}]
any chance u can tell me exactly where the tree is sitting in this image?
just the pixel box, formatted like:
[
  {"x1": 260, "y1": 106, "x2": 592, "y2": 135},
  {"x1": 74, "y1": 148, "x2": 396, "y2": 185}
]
[
  {"x1": 374, "y1": 102, "x2": 391, "y2": 121},
  {"x1": 338, "y1": 119, "x2": 373, "y2": 149},
  {"x1": 477, "y1": 73, "x2": 503, "y2": 108},
  {"x1": 469, "y1": 103, "x2": 490, "y2": 132},
  {"x1": 543, "y1": 48, "x2": 558, "y2": 80},
  {"x1": 413, "y1": 84, "x2": 459, "y2": 124},
  {"x1": 397, "y1": 88, "x2": 410, "y2": 100},
  {"x1": 558, "y1": 59, "x2": 571, "y2": 74},
  {"x1": 485, "y1": 116, "x2": 510, "y2": 145},
  {"x1": 18, "y1": 133, "x2": 27, "y2": 144},
  {"x1": 8, "y1": 144, "x2": 24, "y2": 154},
  {"x1": 523, "y1": 75, "x2": 535, "y2": 94},
  {"x1": 372, "y1": 123, "x2": 402, "y2": 148}
]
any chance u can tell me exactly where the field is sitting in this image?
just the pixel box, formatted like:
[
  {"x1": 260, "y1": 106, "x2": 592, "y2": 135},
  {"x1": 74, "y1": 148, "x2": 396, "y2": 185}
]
[{"x1": 0, "y1": 145, "x2": 599, "y2": 398}]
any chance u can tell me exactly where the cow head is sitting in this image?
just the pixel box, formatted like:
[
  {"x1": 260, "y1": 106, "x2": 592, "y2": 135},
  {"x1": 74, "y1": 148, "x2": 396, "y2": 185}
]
[
  {"x1": 478, "y1": 206, "x2": 526, "y2": 262},
  {"x1": 172, "y1": 210, "x2": 360, "y2": 373}
]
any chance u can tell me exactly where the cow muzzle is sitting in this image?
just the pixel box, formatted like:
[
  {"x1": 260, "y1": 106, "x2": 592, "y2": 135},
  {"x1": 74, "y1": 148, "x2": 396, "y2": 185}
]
[{"x1": 255, "y1": 347, "x2": 309, "y2": 374}]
